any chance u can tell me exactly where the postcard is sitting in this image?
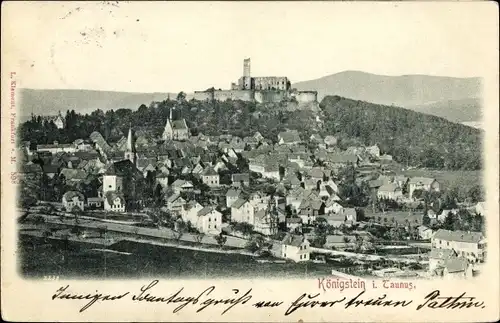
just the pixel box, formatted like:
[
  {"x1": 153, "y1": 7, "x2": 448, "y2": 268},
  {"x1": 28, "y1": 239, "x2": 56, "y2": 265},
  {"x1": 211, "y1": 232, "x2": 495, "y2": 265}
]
[{"x1": 1, "y1": 1, "x2": 499, "y2": 322}]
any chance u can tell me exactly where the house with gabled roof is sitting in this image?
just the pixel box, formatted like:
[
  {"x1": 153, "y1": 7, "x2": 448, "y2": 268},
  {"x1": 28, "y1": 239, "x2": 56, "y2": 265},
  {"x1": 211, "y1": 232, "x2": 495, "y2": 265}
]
[
  {"x1": 226, "y1": 188, "x2": 242, "y2": 208},
  {"x1": 171, "y1": 179, "x2": 194, "y2": 194},
  {"x1": 231, "y1": 173, "x2": 250, "y2": 187},
  {"x1": 62, "y1": 191, "x2": 85, "y2": 212},
  {"x1": 231, "y1": 198, "x2": 255, "y2": 224},
  {"x1": 278, "y1": 130, "x2": 302, "y2": 146},
  {"x1": 377, "y1": 183, "x2": 403, "y2": 201},
  {"x1": 165, "y1": 193, "x2": 186, "y2": 214},
  {"x1": 201, "y1": 166, "x2": 219, "y2": 187},
  {"x1": 104, "y1": 191, "x2": 125, "y2": 212},
  {"x1": 280, "y1": 234, "x2": 310, "y2": 262},
  {"x1": 254, "y1": 209, "x2": 278, "y2": 236},
  {"x1": 196, "y1": 206, "x2": 222, "y2": 234},
  {"x1": 432, "y1": 229, "x2": 486, "y2": 262},
  {"x1": 408, "y1": 177, "x2": 440, "y2": 199}
]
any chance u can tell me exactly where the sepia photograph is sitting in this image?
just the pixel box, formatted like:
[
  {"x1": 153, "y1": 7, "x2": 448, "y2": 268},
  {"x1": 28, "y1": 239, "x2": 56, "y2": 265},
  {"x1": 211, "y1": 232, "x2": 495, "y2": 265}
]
[{"x1": 2, "y1": 1, "x2": 498, "y2": 322}]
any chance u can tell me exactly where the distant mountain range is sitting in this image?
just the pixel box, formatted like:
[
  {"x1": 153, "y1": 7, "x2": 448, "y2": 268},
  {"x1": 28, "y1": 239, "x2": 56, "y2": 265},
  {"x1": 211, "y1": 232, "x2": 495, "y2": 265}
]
[
  {"x1": 19, "y1": 71, "x2": 483, "y2": 126},
  {"x1": 18, "y1": 88, "x2": 185, "y2": 121},
  {"x1": 293, "y1": 71, "x2": 483, "y2": 124}
]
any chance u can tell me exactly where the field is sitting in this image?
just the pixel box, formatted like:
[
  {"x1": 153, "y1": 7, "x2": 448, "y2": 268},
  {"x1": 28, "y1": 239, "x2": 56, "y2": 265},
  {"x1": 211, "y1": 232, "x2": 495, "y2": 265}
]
[
  {"x1": 19, "y1": 236, "x2": 335, "y2": 279},
  {"x1": 400, "y1": 169, "x2": 482, "y2": 191}
]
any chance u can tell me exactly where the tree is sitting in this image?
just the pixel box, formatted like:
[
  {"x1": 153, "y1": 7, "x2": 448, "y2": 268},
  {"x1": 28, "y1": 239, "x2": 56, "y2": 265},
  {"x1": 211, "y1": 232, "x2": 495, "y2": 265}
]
[
  {"x1": 422, "y1": 213, "x2": 431, "y2": 226},
  {"x1": 173, "y1": 219, "x2": 186, "y2": 243},
  {"x1": 468, "y1": 185, "x2": 484, "y2": 204},
  {"x1": 442, "y1": 212, "x2": 454, "y2": 230},
  {"x1": 215, "y1": 233, "x2": 227, "y2": 249},
  {"x1": 177, "y1": 92, "x2": 187, "y2": 102},
  {"x1": 195, "y1": 231, "x2": 205, "y2": 244}
]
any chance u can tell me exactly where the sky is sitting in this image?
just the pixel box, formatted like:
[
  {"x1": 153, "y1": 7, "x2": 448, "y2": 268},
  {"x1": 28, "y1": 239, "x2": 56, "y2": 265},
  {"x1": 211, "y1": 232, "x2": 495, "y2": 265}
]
[{"x1": 3, "y1": 1, "x2": 497, "y2": 93}]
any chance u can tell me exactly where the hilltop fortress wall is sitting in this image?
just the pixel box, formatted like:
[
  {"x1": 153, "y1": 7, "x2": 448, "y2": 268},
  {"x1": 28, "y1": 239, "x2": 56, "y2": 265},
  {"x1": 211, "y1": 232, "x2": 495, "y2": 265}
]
[{"x1": 193, "y1": 89, "x2": 317, "y2": 104}]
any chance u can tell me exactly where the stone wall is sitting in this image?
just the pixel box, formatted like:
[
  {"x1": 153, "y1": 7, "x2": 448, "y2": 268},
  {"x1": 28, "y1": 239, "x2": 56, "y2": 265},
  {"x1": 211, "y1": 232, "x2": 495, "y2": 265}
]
[
  {"x1": 213, "y1": 90, "x2": 255, "y2": 102},
  {"x1": 193, "y1": 91, "x2": 214, "y2": 101},
  {"x1": 292, "y1": 91, "x2": 318, "y2": 103},
  {"x1": 254, "y1": 90, "x2": 288, "y2": 103}
]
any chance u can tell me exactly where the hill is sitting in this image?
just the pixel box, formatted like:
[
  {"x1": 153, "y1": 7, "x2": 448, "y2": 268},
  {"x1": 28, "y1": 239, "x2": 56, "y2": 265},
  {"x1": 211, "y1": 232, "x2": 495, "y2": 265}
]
[
  {"x1": 18, "y1": 88, "x2": 192, "y2": 117},
  {"x1": 293, "y1": 70, "x2": 482, "y2": 110},
  {"x1": 405, "y1": 97, "x2": 482, "y2": 123},
  {"x1": 320, "y1": 95, "x2": 482, "y2": 170}
]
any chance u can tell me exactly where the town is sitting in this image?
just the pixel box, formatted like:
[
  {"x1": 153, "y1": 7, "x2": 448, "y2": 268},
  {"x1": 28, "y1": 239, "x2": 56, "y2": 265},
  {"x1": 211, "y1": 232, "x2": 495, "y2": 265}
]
[{"x1": 17, "y1": 59, "x2": 486, "y2": 280}]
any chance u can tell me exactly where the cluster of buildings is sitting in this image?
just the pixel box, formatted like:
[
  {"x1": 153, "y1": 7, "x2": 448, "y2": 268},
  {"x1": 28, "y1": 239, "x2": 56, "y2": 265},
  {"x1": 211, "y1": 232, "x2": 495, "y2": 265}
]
[
  {"x1": 429, "y1": 229, "x2": 486, "y2": 278},
  {"x1": 19, "y1": 76, "x2": 487, "y2": 267}
]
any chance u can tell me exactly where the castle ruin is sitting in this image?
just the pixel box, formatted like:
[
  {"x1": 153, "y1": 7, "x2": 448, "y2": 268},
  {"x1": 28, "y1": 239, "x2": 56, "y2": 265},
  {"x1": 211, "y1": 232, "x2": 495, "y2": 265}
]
[{"x1": 194, "y1": 58, "x2": 317, "y2": 104}]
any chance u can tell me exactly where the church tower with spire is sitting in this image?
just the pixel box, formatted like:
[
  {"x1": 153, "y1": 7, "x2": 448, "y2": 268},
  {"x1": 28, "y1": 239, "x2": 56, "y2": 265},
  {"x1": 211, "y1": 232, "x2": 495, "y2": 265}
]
[{"x1": 124, "y1": 125, "x2": 136, "y2": 165}]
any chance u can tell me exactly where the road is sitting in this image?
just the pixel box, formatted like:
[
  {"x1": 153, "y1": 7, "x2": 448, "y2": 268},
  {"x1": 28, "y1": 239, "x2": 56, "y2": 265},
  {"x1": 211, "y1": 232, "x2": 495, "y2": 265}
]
[{"x1": 38, "y1": 213, "x2": 249, "y2": 249}]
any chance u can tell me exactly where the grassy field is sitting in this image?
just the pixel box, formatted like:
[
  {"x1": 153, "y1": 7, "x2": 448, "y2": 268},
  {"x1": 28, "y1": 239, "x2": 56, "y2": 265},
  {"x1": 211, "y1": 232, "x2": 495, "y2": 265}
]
[{"x1": 400, "y1": 169, "x2": 482, "y2": 191}]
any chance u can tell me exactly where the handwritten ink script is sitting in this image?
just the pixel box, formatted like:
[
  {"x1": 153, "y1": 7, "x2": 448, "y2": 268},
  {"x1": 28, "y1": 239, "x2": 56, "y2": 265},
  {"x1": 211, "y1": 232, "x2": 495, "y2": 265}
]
[{"x1": 51, "y1": 280, "x2": 486, "y2": 315}]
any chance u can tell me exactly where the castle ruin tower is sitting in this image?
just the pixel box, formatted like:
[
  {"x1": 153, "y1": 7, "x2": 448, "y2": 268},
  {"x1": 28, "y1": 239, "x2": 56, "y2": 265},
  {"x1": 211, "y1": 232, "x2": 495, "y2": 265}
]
[{"x1": 243, "y1": 58, "x2": 251, "y2": 77}]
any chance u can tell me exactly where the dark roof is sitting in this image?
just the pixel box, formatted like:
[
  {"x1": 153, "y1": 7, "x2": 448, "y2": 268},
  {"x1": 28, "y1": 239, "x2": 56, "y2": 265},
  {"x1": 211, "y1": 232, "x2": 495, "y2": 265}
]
[
  {"x1": 21, "y1": 163, "x2": 43, "y2": 173},
  {"x1": 42, "y1": 164, "x2": 59, "y2": 173},
  {"x1": 170, "y1": 119, "x2": 188, "y2": 130},
  {"x1": 278, "y1": 130, "x2": 301, "y2": 143},
  {"x1": 202, "y1": 167, "x2": 218, "y2": 176},
  {"x1": 226, "y1": 188, "x2": 242, "y2": 198},
  {"x1": 104, "y1": 160, "x2": 138, "y2": 176},
  {"x1": 105, "y1": 191, "x2": 125, "y2": 205},
  {"x1": 281, "y1": 234, "x2": 307, "y2": 247},
  {"x1": 231, "y1": 198, "x2": 247, "y2": 209},
  {"x1": 198, "y1": 206, "x2": 215, "y2": 217},
  {"x1": 63, "y1": 191, "x2": 84, "y2": 201},
  {"x1": 232, "y1": 173, "x2": 249, "y2": 182}
]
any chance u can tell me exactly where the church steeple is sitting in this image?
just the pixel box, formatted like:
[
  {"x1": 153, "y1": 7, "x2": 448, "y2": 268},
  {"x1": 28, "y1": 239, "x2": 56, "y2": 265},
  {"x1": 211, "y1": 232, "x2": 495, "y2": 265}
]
[
  {"x1": 126, "y1": 125, "x2": 134, "y2": 151},
  {"x1": 125, "y1": 124, "x2": 136, "y2": 165}
]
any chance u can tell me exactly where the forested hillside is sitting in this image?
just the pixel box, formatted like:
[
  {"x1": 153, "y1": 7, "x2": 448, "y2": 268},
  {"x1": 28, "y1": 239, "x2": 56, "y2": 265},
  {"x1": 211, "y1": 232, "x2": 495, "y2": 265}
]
[
  {"x1": 19, "y1": 95, "x2": 482, "y2": 171},
  {"x1": 320, "y1": 96, "x2": 482, "y2": 170}
]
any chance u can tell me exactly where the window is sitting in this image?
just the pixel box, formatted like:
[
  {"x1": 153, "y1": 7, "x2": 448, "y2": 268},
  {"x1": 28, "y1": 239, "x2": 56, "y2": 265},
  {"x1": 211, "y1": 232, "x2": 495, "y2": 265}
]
[
  {"x1": 208, "y1": 225, "x2": 211, "y2": 229},
  {"x1": 109, "y1": 185, "x2": 112, "y2": 188},
  {"x1": 209, "y1": 218, "x2": 211, "y2": 222},
  {"x1": 214, "y1": 225, "x2": 217, "y2": 229}
]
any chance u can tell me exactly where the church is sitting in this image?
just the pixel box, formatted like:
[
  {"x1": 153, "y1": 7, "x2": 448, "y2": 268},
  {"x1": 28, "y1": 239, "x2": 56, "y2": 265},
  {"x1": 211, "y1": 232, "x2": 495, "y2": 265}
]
[{"x1": 162, "y1": 107, "x2": 189, "y2": 141}]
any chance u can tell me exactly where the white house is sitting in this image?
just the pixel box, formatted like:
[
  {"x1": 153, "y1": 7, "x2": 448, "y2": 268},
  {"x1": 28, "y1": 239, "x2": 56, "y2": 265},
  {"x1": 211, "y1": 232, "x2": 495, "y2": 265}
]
[
  {"x1": 377, "y1": 183, "x2": 403, "y2": 201},
  {"x1": 171, "y1": 179, "x2": 194, "y2": 194},
  {"x1": 62, "y1": 191, "x2": 85, "y2": 212},
  {"x1": 196, "y1": 207, "x2": 222, "y2": 235},
  {"x1": 231, "y1": 198, "x2": 255, "y2": 224},
  {"x1": 280, "y1": 234, "x2": 310, "y2": 262},
  {"x1": 254, "y1": 209, "x2": 278, "y2": 236},
  {"x1": 408, "y1": 177, "x2": 440, "y2": 199},
  {"x1": 104, "y1": 191, "x2": 126, "y2": 212},
  {"x1": 418, "y1": 225, "x2": 434, "y2": 240},
  {"x1": 201, "y1": 167, "x2": 220, "y2": 187},
  {"x1": 432, "y1": 229, "x2": 486, "y2": 262}
]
